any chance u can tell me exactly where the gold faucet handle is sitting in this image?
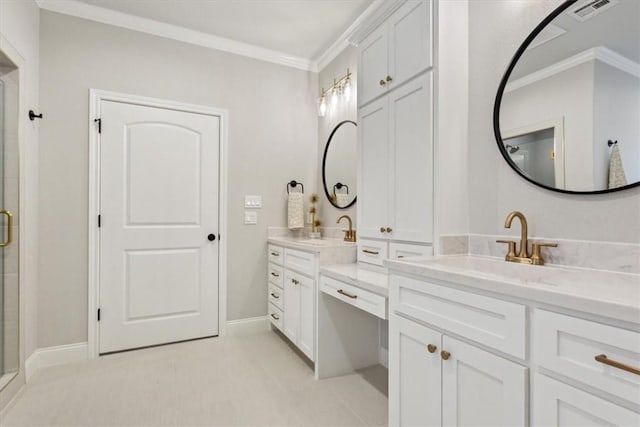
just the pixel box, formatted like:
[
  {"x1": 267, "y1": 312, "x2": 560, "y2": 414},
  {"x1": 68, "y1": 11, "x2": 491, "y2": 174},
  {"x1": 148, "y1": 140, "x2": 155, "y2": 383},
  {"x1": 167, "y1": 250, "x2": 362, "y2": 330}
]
[
  {"x1": 531, "y1": 242, "x2": 558, "y2": 265},
  {"x1": 496, "y1": 239, "x2": 517, "y2": 258}
]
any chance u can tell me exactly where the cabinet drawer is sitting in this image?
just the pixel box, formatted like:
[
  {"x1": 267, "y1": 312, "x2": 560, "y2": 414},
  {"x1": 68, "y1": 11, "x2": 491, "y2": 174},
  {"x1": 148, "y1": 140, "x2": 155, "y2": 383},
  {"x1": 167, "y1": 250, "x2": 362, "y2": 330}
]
[
  {"x1": 534, "y1": 374, "x2": 640, "y2": 426},
  {"x1": 391, "y1": 274, "x2": 526, "y2": 359},
  {"x1": 268, "y1": 283, "x2": 283, "y2": 310},
  {"x1": 284, "y1": 248, "x2": 315, "y2": 276},
  {"x1": 269, "y1": 303, "x2": 283, "y2": 331},
  {"x1": 268, "y1": 244, "x2": 284, "y2": 265},
  {"x1": 268, "y1": 263, "x2": 283, "y2": 288},
  {"x1": 534, "y1": 309, "x2": 640, "y2": 404},
  {"x1": 389, "y1": 242, "x2": 433, "y2": 260},
  {"x1": 320, "y1": 275, "x2": 387, "y2": 319},
  {"x1": 358, "y1": 238, "x2": 388, "y2": 266}
]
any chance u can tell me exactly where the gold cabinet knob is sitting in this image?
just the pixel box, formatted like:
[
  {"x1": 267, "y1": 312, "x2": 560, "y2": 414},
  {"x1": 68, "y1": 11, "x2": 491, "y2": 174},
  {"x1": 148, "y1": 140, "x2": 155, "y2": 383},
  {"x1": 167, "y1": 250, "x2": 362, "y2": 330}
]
[
  {"x1": 380, "y1": 227, "x2": 386, "y2": 233},
  {"x1": 427, "y1": 344, "x2": 437, "y2": 354},
  {"x1": 379, "y1": 79, "x2": 386, "y2": 86},
  {"x1": 386, "y1": 75, "x2": 393, "y2": 82},
  {"x1": 441, "y1": 350, "x2": 451, "y2": 360},
  {"x1": 386, "y1": 227, "x2": 393, "y2": 233}
]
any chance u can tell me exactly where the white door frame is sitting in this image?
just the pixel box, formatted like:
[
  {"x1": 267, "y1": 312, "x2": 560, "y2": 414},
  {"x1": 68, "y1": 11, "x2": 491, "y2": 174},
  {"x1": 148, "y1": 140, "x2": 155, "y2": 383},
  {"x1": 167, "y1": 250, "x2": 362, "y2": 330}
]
[{"x1": 87, "y1": 89, "x2": 228, "y2": 359}]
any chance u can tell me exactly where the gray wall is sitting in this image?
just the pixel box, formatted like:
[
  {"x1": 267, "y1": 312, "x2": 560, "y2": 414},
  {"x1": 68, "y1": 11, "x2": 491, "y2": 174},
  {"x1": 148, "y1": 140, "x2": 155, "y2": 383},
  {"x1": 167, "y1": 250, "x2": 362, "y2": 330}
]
[
  {"x1": 317, "y1": 47, "x2": 358, "y2": 227},
  {"x1": 468, "y1": 0, "x2": 640, "y2": 242},
  {"x1": 38, "y1": 11, "x2": 318, "y2": 348}
]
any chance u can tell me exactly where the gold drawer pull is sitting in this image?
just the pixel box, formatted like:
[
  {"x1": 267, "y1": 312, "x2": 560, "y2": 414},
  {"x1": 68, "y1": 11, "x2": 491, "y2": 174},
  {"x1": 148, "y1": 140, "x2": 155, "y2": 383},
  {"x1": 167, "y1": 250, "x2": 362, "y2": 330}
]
[
  {"x1": 270, "y1": 293, "x2": 280, "y2": 299},
  {"x1": 0, "y1": 210, "x2": 13, "y2": 248},
  {"x1": 337, "y1": 289, "x2": 358, "y2": 299},
  {"x1": 270, "y1": 272, "x2": 279, "y2": 277},
  {"x1": 595, "y1": 354, "x2": 640, "y2": 376},
  {"x1": 441, "y1": 350, "x2": 451, "y2": 361},
  {"x1": 270, "y1": 252, "x2": 280, "y2": 256},
  {"x1": 379, "y1": 79, "x2": 386, "y2": 86},
  {"x1": 362, "y1": 249, "x2": 379, "y2": 255},
  {"x1": 270, "y1": 313, "x2": 280, "y2": 320},
  {"x1": 291, "y1": 279, "x2": 299, "y2": 285},
  {"x1": 427, "y1": 344, "x2": 437, "y2": 354},
  {"x1": 386, "y1": 75, "x2": 393, "y2": 82}
]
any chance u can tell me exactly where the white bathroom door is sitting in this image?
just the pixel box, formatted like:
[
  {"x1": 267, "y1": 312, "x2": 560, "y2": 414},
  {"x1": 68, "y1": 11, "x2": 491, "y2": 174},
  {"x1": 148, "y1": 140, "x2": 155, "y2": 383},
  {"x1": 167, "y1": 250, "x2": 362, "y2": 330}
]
[{"x1": 98, "y1": 100, "x2": 220, "y2": 354}]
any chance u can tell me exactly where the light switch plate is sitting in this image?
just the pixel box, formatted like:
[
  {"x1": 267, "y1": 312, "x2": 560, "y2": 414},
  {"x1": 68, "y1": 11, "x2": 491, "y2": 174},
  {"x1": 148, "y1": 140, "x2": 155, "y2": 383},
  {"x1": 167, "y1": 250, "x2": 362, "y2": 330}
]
[
  {"x1": 244, "y1": 211, "x2": 258, "y2": 225},
  {"x1": 244, "y1": 195, "x2": 262, "y2": 208}
]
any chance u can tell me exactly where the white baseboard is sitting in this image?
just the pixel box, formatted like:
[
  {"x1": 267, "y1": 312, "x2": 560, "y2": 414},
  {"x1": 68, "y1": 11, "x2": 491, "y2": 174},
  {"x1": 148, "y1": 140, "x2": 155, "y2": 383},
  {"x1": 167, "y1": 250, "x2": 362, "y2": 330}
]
[
  {"x1": 25, "y1": 342, "x2": 88, "y2": 382},
  {"x1": 225, "y1": 316, "x2": 269, "y2": 336},
  {"x1": 378, "y1": 347, "x2": 389, "y2": 369}
]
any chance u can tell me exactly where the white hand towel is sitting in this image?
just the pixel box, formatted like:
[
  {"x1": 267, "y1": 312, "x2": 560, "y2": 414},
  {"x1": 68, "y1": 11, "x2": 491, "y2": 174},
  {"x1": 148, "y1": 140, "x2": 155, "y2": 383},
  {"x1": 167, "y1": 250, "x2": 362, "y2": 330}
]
[
  {"x1": 608, "y1": 144, "x2": 627, "y2": 189},
  {"x1": 335, "y1": 193, "x2": 350, "y2": 207},
  {"x1": 287, "y1": 192, "x2": 304, "y2": 229}
]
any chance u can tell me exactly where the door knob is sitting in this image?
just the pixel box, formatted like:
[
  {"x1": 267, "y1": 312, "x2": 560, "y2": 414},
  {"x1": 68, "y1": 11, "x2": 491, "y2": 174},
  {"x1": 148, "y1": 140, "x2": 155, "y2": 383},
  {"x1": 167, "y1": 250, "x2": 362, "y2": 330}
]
[{"x1": 207, "y1": 234, "x2": 216, "y2": 241}]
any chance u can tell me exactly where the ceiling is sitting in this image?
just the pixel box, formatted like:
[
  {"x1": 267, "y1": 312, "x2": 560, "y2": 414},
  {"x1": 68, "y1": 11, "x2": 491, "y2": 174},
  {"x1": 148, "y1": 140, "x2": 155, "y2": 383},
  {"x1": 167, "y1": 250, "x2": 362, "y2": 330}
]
[
  {"x1": 75, "y1": 0, "x2": 373, "y2": 62},
  {"x1": 511, "y1": 0, "x2": 639, "y2": 79}
]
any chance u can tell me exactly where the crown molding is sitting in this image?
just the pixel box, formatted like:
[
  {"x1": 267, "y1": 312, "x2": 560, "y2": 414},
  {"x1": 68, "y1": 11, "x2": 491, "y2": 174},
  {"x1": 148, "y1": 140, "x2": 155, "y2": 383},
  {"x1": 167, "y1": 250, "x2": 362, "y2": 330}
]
[
  {"x1": 314, "y1": 0, "x2": 386, "y2": 72},
  {"x1": 37, "y1": 0, "x2": 316, "y2": 72},
  {"x1": 348, "y1": 0, "x2": 406, "y2": 46},
  {"x1": 505, "y1": 46, "x2": 640, "y2": 93}
]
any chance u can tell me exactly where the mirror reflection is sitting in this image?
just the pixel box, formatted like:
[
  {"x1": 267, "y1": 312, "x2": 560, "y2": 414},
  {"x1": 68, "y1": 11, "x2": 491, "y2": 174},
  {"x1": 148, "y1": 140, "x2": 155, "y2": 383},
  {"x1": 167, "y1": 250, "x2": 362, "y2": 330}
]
[
  {"x1": 497, "y1": 0, "x2": 640, "y2": 193},
  {"x1": 322, "y1": 120, "x2": 357, "y2": 209}
]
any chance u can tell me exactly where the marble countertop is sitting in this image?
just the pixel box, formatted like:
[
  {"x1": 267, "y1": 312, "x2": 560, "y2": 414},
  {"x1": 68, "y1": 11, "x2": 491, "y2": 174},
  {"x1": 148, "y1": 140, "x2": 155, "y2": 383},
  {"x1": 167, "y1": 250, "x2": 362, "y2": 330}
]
[
  {"x1": 268, "y1": 236, "x2": 356, "y2": 253},
  {"x1": 384, "y1": 255, "x2": 640, "y2": 324},
  {"x1": 320, "y1": 263, "x2": 389, "y2": 297}
]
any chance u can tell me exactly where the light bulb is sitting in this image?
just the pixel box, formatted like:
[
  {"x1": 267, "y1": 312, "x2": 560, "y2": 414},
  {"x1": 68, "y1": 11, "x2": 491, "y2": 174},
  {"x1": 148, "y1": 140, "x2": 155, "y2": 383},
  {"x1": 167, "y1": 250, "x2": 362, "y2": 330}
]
[
  {"x1": 331, "y1": 88, "x2": 339, "y2": 107},
  {"x1": 317, "y1": 96, "x2": 327, "y2": 117},
  {"x1": 343, "y1": 77, "x2": 352, "y2": 102}
]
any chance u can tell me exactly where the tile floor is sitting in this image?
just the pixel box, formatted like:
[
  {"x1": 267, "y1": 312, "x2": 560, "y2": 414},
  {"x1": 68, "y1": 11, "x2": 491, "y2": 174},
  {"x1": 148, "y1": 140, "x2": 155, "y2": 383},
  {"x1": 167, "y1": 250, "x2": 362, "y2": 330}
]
[{"x1": 1, "y1": 330, "x2": 388, "y2": 426}]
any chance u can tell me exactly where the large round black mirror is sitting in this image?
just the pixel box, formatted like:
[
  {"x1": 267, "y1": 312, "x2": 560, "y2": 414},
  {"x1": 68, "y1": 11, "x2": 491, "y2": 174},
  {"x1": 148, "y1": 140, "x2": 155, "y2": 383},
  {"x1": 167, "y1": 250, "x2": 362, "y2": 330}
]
[
  {"x1": 322, "y1": 120, "x2": 357, "y2": 209},
  {"x1": 494, "y1": 0, "x2": 640, "y2": 194}
]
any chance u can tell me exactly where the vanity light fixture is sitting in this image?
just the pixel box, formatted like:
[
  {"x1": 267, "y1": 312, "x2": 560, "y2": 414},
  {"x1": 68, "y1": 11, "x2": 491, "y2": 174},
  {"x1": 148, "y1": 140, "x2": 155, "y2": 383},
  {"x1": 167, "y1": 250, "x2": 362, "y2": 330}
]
[{"x1": 317, "y1": 68, "x2": 353, "y2": 117}]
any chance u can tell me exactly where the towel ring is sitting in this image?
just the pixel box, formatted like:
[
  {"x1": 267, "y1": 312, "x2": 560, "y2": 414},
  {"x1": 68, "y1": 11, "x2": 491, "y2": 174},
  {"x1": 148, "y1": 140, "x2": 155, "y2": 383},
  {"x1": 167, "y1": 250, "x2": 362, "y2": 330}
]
[
  {"x1": 333, "y1": 183, "x2": 349, "y2": 195},
  {"x1": 287, "y1": 180, "x2": 304, "y2": 194}
]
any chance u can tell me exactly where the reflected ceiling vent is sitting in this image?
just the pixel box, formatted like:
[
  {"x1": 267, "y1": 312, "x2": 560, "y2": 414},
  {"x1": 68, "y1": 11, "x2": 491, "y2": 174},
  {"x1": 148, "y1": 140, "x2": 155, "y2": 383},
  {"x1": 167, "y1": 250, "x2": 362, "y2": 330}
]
[{"x1": 568, "y1": 0, "x2": 619, "y2": 22}]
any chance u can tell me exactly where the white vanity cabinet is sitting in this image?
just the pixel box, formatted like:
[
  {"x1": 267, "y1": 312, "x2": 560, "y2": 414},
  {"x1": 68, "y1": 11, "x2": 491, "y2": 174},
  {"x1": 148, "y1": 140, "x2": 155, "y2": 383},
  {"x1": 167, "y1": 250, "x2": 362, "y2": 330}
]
[
  {"x1": 358, "y1": 0, "x2": 433, "y2": 107},
  {"x1": 266, "y1": 239, "x2": 357, "y2": 364},
  {"x1": 389, "y1": 278, "x2": 528, "y2": 427},
  {"x1": 387, "y1": 261, "x2": 640, "y2": 427}
]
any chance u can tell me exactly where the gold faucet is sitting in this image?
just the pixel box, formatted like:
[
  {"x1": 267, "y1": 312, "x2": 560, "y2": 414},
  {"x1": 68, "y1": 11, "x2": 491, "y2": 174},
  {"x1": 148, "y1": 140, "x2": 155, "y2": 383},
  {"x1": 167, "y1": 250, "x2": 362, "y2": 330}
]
[
  {"x1": 337, "y1": 215, "x2": 356, "y2": 242},
  {"x1": 497, "y1": 211, "x2": 557, "y2": 265}
]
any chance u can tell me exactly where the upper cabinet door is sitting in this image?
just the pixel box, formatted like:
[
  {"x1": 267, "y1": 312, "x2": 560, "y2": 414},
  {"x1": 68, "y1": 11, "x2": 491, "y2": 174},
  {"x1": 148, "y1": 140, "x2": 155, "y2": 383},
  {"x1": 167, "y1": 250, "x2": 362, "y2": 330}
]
[
  {"x1": 358, "y1": 25, "x2": 389, "y2": 107},
  {"x1": 388, "y1": 73, "x2": 433, "y2": 243},
  {"x1": 388, "y1": 1, "x2": 433, "y2": 92},
  {"x1": 358, "y1": 97, "x2": 390, "y2": 239},
  {"x1": 441, "y1": 336, "x2": 528, "y2": 427}
]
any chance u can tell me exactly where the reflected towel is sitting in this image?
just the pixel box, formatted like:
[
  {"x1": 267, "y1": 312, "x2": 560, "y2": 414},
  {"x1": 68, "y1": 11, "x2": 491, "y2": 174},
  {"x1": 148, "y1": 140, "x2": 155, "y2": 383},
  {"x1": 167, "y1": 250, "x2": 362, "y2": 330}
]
[
  {"x1": 335, "y1": 193, "x2": 350, "y2": 207},
  {"x1": 287, "y1": 192, "x2": 304, "y2": 229},
  {"x1": 608, "y1": 145, "x2": 627, "y2": 189}
]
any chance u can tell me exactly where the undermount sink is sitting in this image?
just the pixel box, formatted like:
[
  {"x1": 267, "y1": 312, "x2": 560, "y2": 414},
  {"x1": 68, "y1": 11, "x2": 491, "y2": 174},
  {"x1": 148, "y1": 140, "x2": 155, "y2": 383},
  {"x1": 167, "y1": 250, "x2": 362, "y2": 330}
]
[{"x1": 296, "y1": 238, "x2": 351, "y2": 246}]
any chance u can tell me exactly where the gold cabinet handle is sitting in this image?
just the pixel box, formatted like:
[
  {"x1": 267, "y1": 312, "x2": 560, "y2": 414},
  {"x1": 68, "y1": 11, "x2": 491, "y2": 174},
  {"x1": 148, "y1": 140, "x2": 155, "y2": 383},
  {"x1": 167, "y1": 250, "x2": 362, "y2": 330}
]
[
  {"x1": 270, "y1": 293, "x2": 280, "y2": 299},
  {"x1": 270, "y1": 272, "x2": 279, "y2": 277},
  {"x1": 386, "y1": 75, "x2": 393, "y2": 82},
  {"x1": 427, "y1": 344, "x2": 437, "y2": 353},
  {"x1": 0, "y1": 210, "x2": 13, "y2": 248},
  {"x1": 291, "y1": 279, "x2": 299, "y2": 285},
  {"x1": 337, "y1": 289, "x2": 358, "y2": 299},
  {"x1": 380, "y1": 227, "x2": 386, "y2": 233},
  {"x1": 386, "y1": 227, "x2": 393, "y2": 233},
  {"x1": 270, "y1": 313, "x2": 280, "y2": 320},
  {"x1": 362, "y1": 249, "x2": 379, "y2": 255},
  {"x1": 270, "y1": 251, "x2": 280, "y2": 256},
  {"x1": 379, "y1": 79, "x2": 386, "y2": 86},
  {"x1": 441, "y1": 350, "x2": 451, "y2": 361},
  {"x1": 595, "y1": 354, "x2": 640, "y2": 376}
]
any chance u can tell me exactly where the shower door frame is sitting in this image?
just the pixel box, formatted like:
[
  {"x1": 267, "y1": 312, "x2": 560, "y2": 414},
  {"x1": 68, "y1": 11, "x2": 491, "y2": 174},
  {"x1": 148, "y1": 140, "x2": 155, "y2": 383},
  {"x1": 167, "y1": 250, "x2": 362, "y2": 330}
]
[{"x1": 0, "y1": 34, "x2": 26, "y2": 402}]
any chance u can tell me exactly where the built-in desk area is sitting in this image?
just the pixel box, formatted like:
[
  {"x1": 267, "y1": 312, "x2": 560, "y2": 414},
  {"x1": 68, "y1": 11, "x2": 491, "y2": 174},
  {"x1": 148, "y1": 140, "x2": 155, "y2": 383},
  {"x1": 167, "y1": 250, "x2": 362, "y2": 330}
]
[{"x1": 316, "y1": 264, "x2": 389, "y2": 379}]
